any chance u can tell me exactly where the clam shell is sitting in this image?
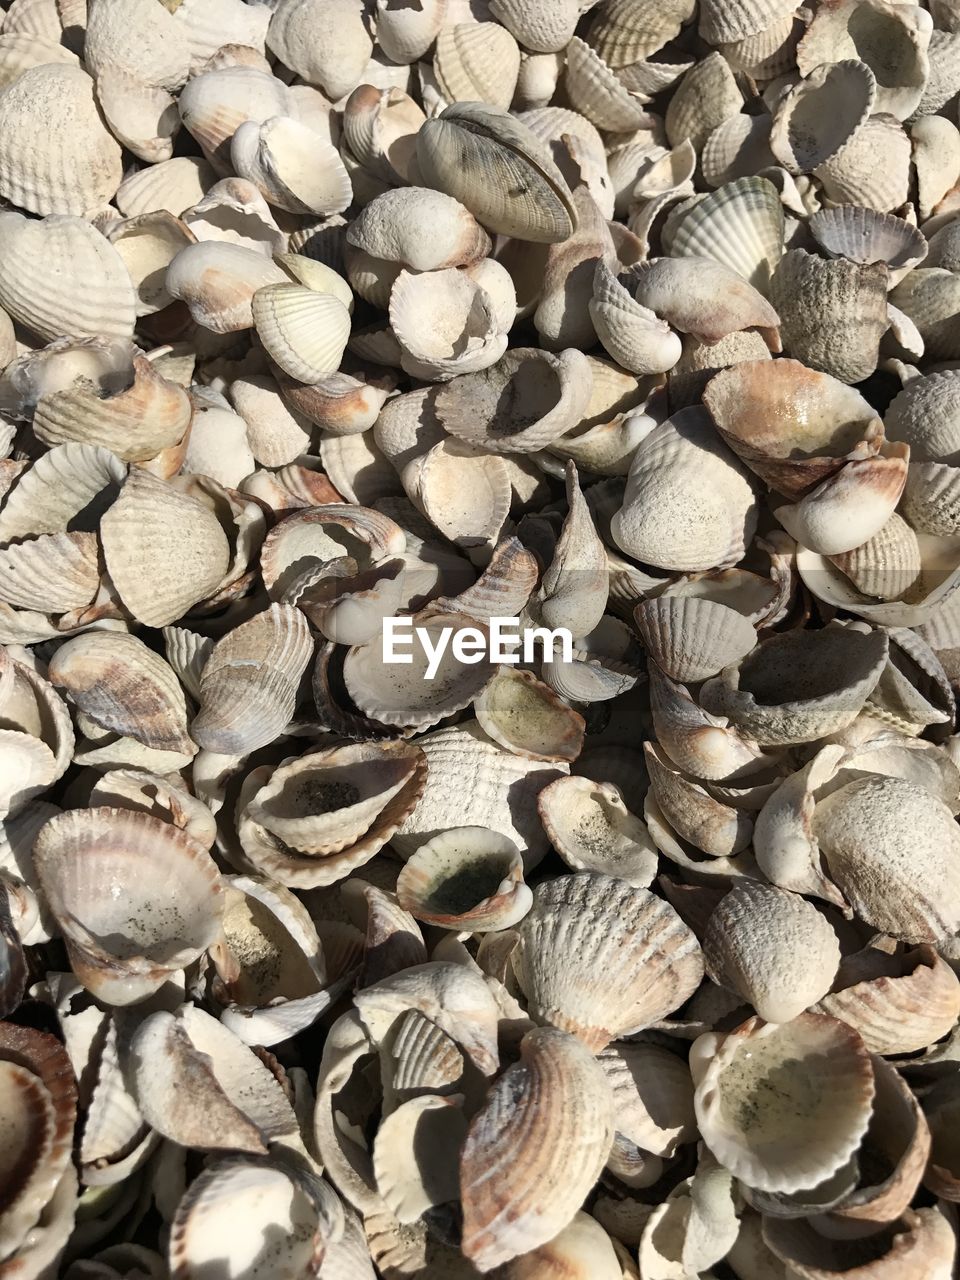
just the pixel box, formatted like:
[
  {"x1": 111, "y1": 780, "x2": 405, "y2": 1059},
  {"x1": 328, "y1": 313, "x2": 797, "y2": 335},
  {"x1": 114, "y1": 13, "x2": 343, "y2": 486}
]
[
  {"x1": 435, "y1": 347, "x2": 593, "y2": 454},
  {"x1": 490, "y1": 0, "x2": 578, "y2": 53},
  {"x1": 252, "y1": 283, "x2": 351, "y2": 383},
  {"x1": 177, "y1": 65, "x2": 291, "y2": 171},
  {"x1": 809, "y1": 206, "x2": 927, "y2": 281},
  {"x1": 182, "y1": 176, "x2": 284, "y2": 256},
  {"x1": 0, "y1": 532, "x2": 99, "y2": 617},
  {"x1": 0, "y1": 213, "x2": 135, "y2": 343},
  {"x1": 635, "y1": 596, "x2": 757, "y2": 684},
  {"x1": 701, "y1": 626, "x2": 888, "y2": 746},
  {"x1": 230, "y1": 373, "x2": 311, "y2": 468},
  {"x1": 475, "y1": 667, "x2": 585, "y2": 764},
  {"x1": 348, "y1": 187, "x2": 491, "y2": 272},
  {"x1": 231, "y1": 115, "x2": 352, "y2": 217},
  {"x1": 0, "y1": 63, "x2": 121, "y2": 215},
  {"x1": 115, "y1": 154, "x2": 215, "y2": 217},
  {"x1": 701, "y1": 113, "x2": 777, "y2": 188},
  {"x1": 0, "y1": 32, "x2": 78, "y2": 90},
  {"x1": 537, "y1": 775, "x2": 657, "y2": 887},
  {"x1": 460, "y1": 1026, "x2": 615, "y2": 1271},
  {"x1": 770, "y1": 59, "x2": 876, "y2": 174},
  {"x1": 599, "y1": 1040, "x2": 695, "y2": 1160},
  {"x1": 704, "y1": 881, "x2": 840, "y2": 1023},
  {"x1": 33, "y1": 807, "x2": 224, "y2": 1004},
  {"x1": 191, "y1": 603, "x2": 313, "y2": 755},
  {"x1": 648, "y1": 664, "x2": 766, "y2": 783},
  {"x1": 105, "y1": 212, "x2": 195, "y2": 316},
  {"x1": 374, "y1": 0, "x2": 446, "y2": 63},
  {"x1": 644, "y1": 740, "x2": 753, "y2": 857},
  {"x1": 373, "y1": 1094, "x2": 467, "y2": 1225},
  {"x1": 166, "y1": 241, "x2": 287, "y2": 333},
  {"x1": 662, "y1": 177, "x2": 784, "y2": 293},
  {"x1": 416, "y1": 101, "x2": 577, "y2": 243},
  {"x1": 565, "y1": 37, "x2": 655, "y2": 133},
  {"x1": 433, "y1": 22, "x2": 520, "y2": 110},
  {"x1": 266, "y1": 0, "x2": 372, "y2": 102},
  {"x1": 0, "y1": 442, "x2": 124, "y2": 546},
  {"x1": 631, "y1": 256, "x2": 780, "y2": 345},
  {"x1": 911, "y1": 115, "x2": 960, "y2": 220},
  {"x1": 396, "y1": 827, "x2": 532, "y2": 932},
  {"x1": 342, "y1": 83, "x2": 424, "y2": 186},
  {"x1": 665, "y1": 52, "x2": 743, "y2": 153},
  {"x1": 390, "y1": 267, "x2": 510, "y2": 382},
  {"x1": 762, "y1": 1206, "x2": 955, "y2": 1280},
  {"x1": 693, "y1": 1013, "x2": 875, "y2": 1193},
  {"x1": 611, "y1": 406, "x2": 758, "y2": 572},
  {"x1": 513, "y1": 872, "x2": 704, "y2": 1050},
  {"x1": 828, "y1": 512, "x2": 923, "y2": 601},
  {"x1": 885, "y1": 369, "x2": 960, "y2": 463},
  {"x1": 901, "y1": 462, "x2": 960, "y2": 537}
]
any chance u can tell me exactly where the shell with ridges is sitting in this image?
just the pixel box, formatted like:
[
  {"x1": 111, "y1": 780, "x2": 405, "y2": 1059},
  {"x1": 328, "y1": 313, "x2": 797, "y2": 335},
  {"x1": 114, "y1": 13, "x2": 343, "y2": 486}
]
[
  {"x1": 537, "y1": 775, "x2": 658, "y2": 887},
  {"x1": 396, "y1": 827, "x2": 532, "y2": 932},
  {"x1": 433, "y1": 23, "x2": 520, "y2": 111}
]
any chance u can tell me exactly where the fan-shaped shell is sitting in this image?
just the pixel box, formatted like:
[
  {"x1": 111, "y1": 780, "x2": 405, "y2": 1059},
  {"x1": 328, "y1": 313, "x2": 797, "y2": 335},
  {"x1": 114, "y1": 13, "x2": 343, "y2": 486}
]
[
  {"x1": 267, "y1": 0, "x2": 372, "y2": 102},
  {"x1": 809, "y1": 207, "x2": 927, "y2": 282},
  {"x1": 433, "y1": 22, "x2": 520, "y2": 110},
  {"x1": 588, "y1": 0, "x2": 696, "y2": 66},
  {"x1": 490, "y1": 0, "x2": 578, "y2": 53},
  {"x1": 231, "y1": 115, "x2": 352, "y2": 217},
  {"x1": 635, "y1": 595, "x2": 757, "y2": 683},
  {"x1": 475, "y1": 666, "x2": 585, "y2": 764},
  {"x1": 565, "y1": 37, "x2": 654, "y2": 133},
  {"x1": 662, "y1": 177, "x2": 784, "y2": 293},
  {"x1": 589, "y1": 258, "x2": 681, "y2": 376},
  {"x1": 252, "y1": 283, "x2": 351, "y2": 384}
]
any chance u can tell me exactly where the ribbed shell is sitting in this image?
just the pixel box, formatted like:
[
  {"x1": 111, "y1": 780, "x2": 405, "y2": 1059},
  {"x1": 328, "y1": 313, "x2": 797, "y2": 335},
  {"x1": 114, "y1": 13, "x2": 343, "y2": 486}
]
[
  {"x1": 589, "y1": 259, "x2": 681, "y2": 376},
  {"x1": 433, "y1": 22, "x2": 520, "y2": 110},
  {"x1": 662, "y1": 178, "x2": 784, "y2": 293},
  {"x1": 513, "y1": 873, "x2": 704, "y2": 1050},
  {"x1": 460, "y1": 1027, "x2": 615, "y2": 1271},
  {"x1": 0, "y1": 64, "x2": 122, "y2": 215},
  {"x1": 347, "y1": 187, "x2": 491, "y2": 272},
  {"x1": 884, "y1": 370, "x2": 960, "y2": 464},
  {"x1": 769, "y1": 59, "x2": 876, "y2": 174},
  {"x1": 475, "y1": 667, "x2": 585, "y2": 764},
  {"x1": 588, "y1": 0, "x2": 696, "y2": 67},
  {"x1": 267, "y1": 0, "x2": 372, "y2": 101},
  {"x1": 635, "y1": 595, "x2": 757, "y2": 683},
  {"x1": 809, "y1": 207, "x2": 927, "y2": 274},
  {"x1": 252, "y1": 284, "x2": 351, "y2": 384},
  {"x1": 0, "y1": 531, "x2": 99, "y2": 615},
  {"x1": 564, "y1": 37, "x2": 654, "y2": 133},
  {"x1": 665, "y1": 52, "x2": 742, "y2": 153},
  {"x1": 828, "y1": 512, "x2": 923, "y2": 602},
  {"x1": 598, "y1": 1041, "x2": 696, "y2": 1158}
]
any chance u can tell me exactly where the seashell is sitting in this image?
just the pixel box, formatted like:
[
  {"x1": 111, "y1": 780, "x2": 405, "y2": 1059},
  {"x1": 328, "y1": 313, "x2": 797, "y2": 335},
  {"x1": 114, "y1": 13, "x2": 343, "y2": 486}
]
[
  {"x1": 396, "y1": 827, "x2": 532, "y2": 932},
  {"x1": 34, "y1": 807, "x2": 224, "y2": 1004},
  {"x1": 103, "y1": 212, "x2": 195, "y2": 317},
  {"x1": 278, "y1": 368, "x2": 389, "y2": 440},
  {"x1": 701, "y1": 625, "x2": 888, "y2": 746},
  {"x1": 191, "y1": 603, "x2": 313, "y2": 755},
  {"x1": 770, "y1": 59, "x2": 876, "y2": 175},
  {"x1": 168, "y1": 1152, "x2": 340, "y2": 1280},
  {"x1": 513, "y1": 872, "x2": 704, "y2": 1050},
  {"x1": 701, "y1": 113, "x2": 776, "y2": 188},
  {"x1": 889, "y1": 266, "x2": 960, "y2": 361},
  {"x1": 762, "y1": 1206, "x2": 955, "y2": 1279},
  {"x1": 828, "y1": 512, "x2": 923, "y2": 602},
  {"x1": 372, "y1": 1093, "x2": 467, "y2": 1224},
  {"x1": 433, "y1": 23, "x2": 520, "y2": 110},
  {"x1": 230, "y1": 373, "x2": 311, "y2": 468},
  {"x1": 815, "y1": 113, "x2": 912, "y2": 213},
  {"x1": 267, "y1": 0, "x2": 373, "y2": 102},
  {"x1": 177, "y1": 65, "x2": 291, "y2": 171},
  {"x1": 704, "y1": 881, "x2": 840, "y2": 1022},
  {"x1": 885, "y1": 369, "x2": 960, "y2": 464},
  {"x1": 0, "y1": 213, "x2": 136, "y2": 344},
  {"x1": 693, "y1": 1012, "x2": 875, "y2": 1192},
  {"x1": 588, "y1": 0, "x2": 697, "y2": 67},
  {"x1": 252, "y1": 283, "x2": 352, "y2": 383},
  {"x1": 813, "y1": 774, "x2": 960, "y2": 942},
  {"x1": 417, "y1": 101, "x2": 577, "y2": 243},
  {"x1": 501, "y1": 1212, "x2": 625, "y2": 1280},
  {"x1": 911, "y1": 115, "x2": 960, "y2": 220},
  {"x1": 342, "y1": 84, "x2": 424, "y2": 186},
  {"x1": 171, "y1": 0, "x2": 271, "y2": 72},
  {"x1": 611, "y1": 406, "x2": 758, "y2": 572},
  {"x1": 0, "y1": 440, "x2": 125, "y2": 547},
  {"x1": 435, "y1": 347, "x2": 593, "y2": 454},
  {"x1": 460, "y1": 1026, "x2": 615, "y2": 1271},
  {"x1": 182, "y1": 177, "x2": 284, "y2": 256},
  {"x1": 900, "y1": 462, "x2": 960, "y2": 538},
  {"x1": 565, "y1": 37, "x2": 655, "y2": 134},
  {"x1": 230, "y1": 116, "x2": 351, "y2": 218},
  {"x1": 0, "y1": 32, "x2": 78, "y2": 91},
  {"x1": 810, "y1": 207, "x2": 926, "y2": 285},
  {"x1": 665, "y1": 52, "x2": 743, "y2": 153},
  {"x1": 631, "y1": 256, "x2": 780, "y2": 347},
  {"x1": 644, "y1": 740, "x2": 753, "y2": 857},
  {"x1": 661, "y1": 177, "x2": 785, "y2": 293},
  {"x1": 475, "y1": 665, "x2": 584, "y2": 766},
  {"x1": 589, "y1": 258, "x2": 681, "y2": 375},
  {"x1": 648, "y1": 664, "x2": 767, "y2": 783},
  {"x1": 374, "y1": 0, "x2": 447, "y2": 63},
  {"x1": 635, "y1": 595, "x2": 757, "y2": 686},
  {"x1": 348, "y1": 186, "x2": 491, "y2": 273},
  {"x1": 797, "y1": 0, "x2": 932, "y2": 121},
  {"x1": 0, "y1": 532, "x2": 99, "y2": 617},
  {"x1": 537, "y1": 775, "x2": 658, "y2": 887},
  {"x1": 0, "y1": 63, "x2": 122, "y2": 215},
  {"x1": 166, "y1": 241, "x2": 287, "y2": 332},
  {"x1": 115, "y1": 154, "x2": 216, "y2": 218},
  {"x1": 390, "y1": 267, "x2": 510, "y2": 382},
  {"x1": 632, "y1": 139, "x2": 697, "y2": 204}
]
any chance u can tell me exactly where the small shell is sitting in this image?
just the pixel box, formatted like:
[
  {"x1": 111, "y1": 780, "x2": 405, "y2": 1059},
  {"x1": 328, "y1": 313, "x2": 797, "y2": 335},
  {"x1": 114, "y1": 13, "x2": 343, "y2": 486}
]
[
  {"x1": 115, "y1": 155, "x2": 215, "y2": 218},
  {"x1": 828, "y1": 512, "x2": 923, "y2": 601},
  {"x1": 231, "y1": 115, "x2": 352, "y2": 216},
  {"x1": 662, "y1": 177, "x2": 784, "y2": 293},
  {"x1": 348, "y1": 187, "x2": 491, "y2": 272},
  {"x1": 644, "y1": 740, "x2": 754, "y2": 857},
  {"x1": 611, "y1": 406, "x2": 759, "y2": 572},
  {"x1": 769, "y1": 59, "x2": 876, "y2": 174},
  {"x1": 374, "y1": 0, "x2": 446, "y2": 63},
  {"x1": 460, "y1": 1027, "x2": 615, "y2": 1271},
  {"x1": 373, "y1": 1094, "x2": 467, "y2": 1224},
  {"x1": 475, "y1": 667, "x2": 585, "y2": 764},
  {"x1": 435, "y1": 347, "x2": 594, "y2": 455},
  {"x1": 490, "y1": 0, "x2": 578, "y2": 52},
  {"x1": 911, "y1": 115, "x2": 960, "y2": 220},
  {"x1": 0, "y1": 63, "x2": 122, "y2": 215},
  {"x1": 182, "y1": 176, "x2": 284, "y2": 255},
  {"x1": 252, "y1": 283, "x2": 352, "y2": 383},
  {"x1": 416, "y1": 102, "x2": 577, "y2": 243},
  {"x1": 885, "y1": 369, "x2": 960, "y2": 463},
  {"x1": 390, "y1": 267, "x2": 510, "y2": 382},
  {"x1": 589, "y1": 258, "x2": 681, "y2": 376},
  {"x1": 809, "y1": 207, "x2": 927, "y2": 283},
  {"x1": 396, "y1": 828, "x2": 532, "y2": 932},
  {"x1": 665, "y1": 52, "x2": 743, "y2": 153},
  {"x1": 177, "y1": 65, "x2": 291, "y2": 171},
  {"x1": 266, "y1": 0, "x2": 373, "y2": 102},
  {"x1": 588, "y1": 0, "x2": 696, "y2": 66},
  {"x1": 700, "y1": 626, "x2": 888, "y2": 746},
  {"x1": 433, "y1": 23, "x2": 520, "y2": 110},
  {"x1": 537, "y1": 775, "x2": 658, "y2": 887},
  {"x1": 815, "y1": 114, "x2": 912, "y2": 214},
  {"x1": 565, "y1": 37, "x2": 655, "y2": 133},
  {"x1": 513, "y1": 872, "x2": 704, "y2": 1050},
  {"x1": 693, "y1": 1013, "x2": 875, "y2": 1192},
  {"x1": 33, "y1": 807, "x2": 224, "y2": 1005}
]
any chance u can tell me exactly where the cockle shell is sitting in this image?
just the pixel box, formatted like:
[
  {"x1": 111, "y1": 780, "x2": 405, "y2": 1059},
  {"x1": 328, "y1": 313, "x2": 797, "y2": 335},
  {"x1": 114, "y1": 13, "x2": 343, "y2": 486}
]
[
  {"x1": 267, "y1": 0, "x2": 372, "y2": 102},
  {"x1": 433, "y1": 23, "x2": 521, "y2": 111},
  {"x1": 665, "y1": 52, "x2": 743, "y2": 153},
  {"x1": 648, "y1": 664, "x2": 767, "y2": 783},
  {"x1": 182, "y1": 177, "x2": 284, "y2": 256},
  {"x1": 770, "y1": 59, "x2": 876, "y2": 174},
  {"x1": 231, "y1": 116, "x2": 352, "y2": 217},
  {"x1": 611, "y1": 406, "x2": 759, "y2": 572},
  {"x1": 348, "y1": 187, "x2": 491, "y2": 272},
  {"x1": 166, "y1": 241, "x2": 287, "y2": 332},
  {"x1": 460, "y1": 1026, "x2": 615, "y2": 1271},
  {"x1": 390, "y1": 266, "x2": 510, "y2": 381},
  {"x1": 115, "y1": 154, "x2": 215, "y2": 217},
  {"x1": 252, "y1": 283, "x2": 352, "y2": 383},
  {"x1": 489, "y1": 0, "x2": 578, "y2": 53},
  {"x1": 475, "y1": 666, "x2": 585, "y2": 764},
  {"x1": 662, "y1": 177, "x2": 785, "y2": 293},
  {"x1": 537, "y1": 776, "x2": 657, "y2": 887},
  {"x1": 374, "y1": 0, "x2": 447, "y2": 63},
  {"x1": 816, "y1": 113, "x2": 912, "y2": 213},
  {"x1": 513, "y1": 873, "x2": 704, "y2": 1050},
  {"x1": 631, "y1": 256, "x2": 780, "y2": 346},
  {"x1": 693, "y1": 1013, "x2": 875, "y2": 1192},
  {"x1": 635, "y1": 595, "x2": 758, "y2": 685},
  {"x1": 763, "y1": 1206, "x2": 955, "y2": 1279},
  {"x1": 644, "y1": 740, "x2": 754, "y2": 857},
  {"x1": 587, "y1": 0, "x2": 696, "y2": 66},
  {"x1": 396, "y1": 827, "x2": 532, "y2": 932},
  {"x1": 565, "y1": 37, "x2": 655, "y2": 133},
  {"x1": 589, "y1": 258, "x2": 682, "y2": 375},
  {"x1": 33, "y1": 807, "x2": 224, "y2": 1004}
]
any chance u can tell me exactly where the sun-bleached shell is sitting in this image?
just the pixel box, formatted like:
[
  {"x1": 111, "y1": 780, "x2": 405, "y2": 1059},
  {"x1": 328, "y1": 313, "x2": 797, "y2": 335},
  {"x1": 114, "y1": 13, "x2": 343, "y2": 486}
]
[
  {"x1": 267, "y1": 0, "x2": 372, "y2": 102},
  {"x1": 589, "y1": 258, "x2": 681, "y2": 375},
  {"x1": 770, "y1": 59, "x2": 876, "y2": 174},
  {"x1": 433, "y1": 22, "x2": 521, "y2": 111},
  {"x1": 396, "y1": 827, "x2": 532, "y2": 932},
  {"x1": 537, "y1": 775, "x2": 657, "y2": 887},
  {"x1": 252, "y1": 283, "x2": 352, "y2": 383}
]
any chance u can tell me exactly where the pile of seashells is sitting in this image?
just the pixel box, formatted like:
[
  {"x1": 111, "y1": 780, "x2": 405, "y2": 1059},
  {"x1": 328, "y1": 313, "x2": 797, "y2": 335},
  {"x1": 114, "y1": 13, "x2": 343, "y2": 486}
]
[{"x1": 2, "y1": 0, "x2": 960, "y2": 1276}]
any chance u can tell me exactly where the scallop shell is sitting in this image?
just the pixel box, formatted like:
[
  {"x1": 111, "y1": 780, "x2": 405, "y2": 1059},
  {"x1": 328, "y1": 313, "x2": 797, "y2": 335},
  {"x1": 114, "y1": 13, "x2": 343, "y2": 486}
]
[
  {"x1": 701, "y1": 113, "x2": 776, "y2": 188},
  {"x1": 0, "y1": 532, "x2": 99, "y2": 617},
  {"x1": 435, "y1": 347, "x2": 593, "y2": 455},
  {"x1": 588, "y1": 0, "x2": 697, "y2": 67},
  {"x1": 489, "y1": 0, "x2": 577, "y2": 52},
  {"x1": 191, "y1": 602, "x2": 314, "y2": 756},
  {"x1": 769, "y1": 59, "x2": 876, "y2": 174},
  {"x1": 416, "y1": 101, "x2": 577, "y2": 243},
  {"x1": 513, "y1": 872, "x2": 704, "y2": 1050},
  {"x1": 433, "y1": 22, "x2": 520, "y2": 110},
  {"x1": 565, "y1": 37, "x2": 655, "y2": 133},
  {"x1": 0, "y1": 213, "x2": 135, "y2": 343},
  {"x1": 611, "y1": 406, "x2": 759, "y2": 573},
  {"x1": 693, "y1": 1013, "x2": 875, "y2": 1192},
  {"x1": 635, "y1": 595, "x2": 757, "y2": 684},
  {"x1": 115, "y1": 154, "x2": 216, "y2": 217},
  {"x1": 34, "y1": 807, "x2": 224, "y2": 1004},
  {"x1": 815, "y1": 113, "x2": 912, "y2": 213},
  {"x1": 0, "y1": 63, "x2": 122, "y2": 215},
  {"x1": 828, "y1": 512, "x2": 923, "y2": 601},
  {"x1": 537, "y1": 775, "x2": 658, "y2": 887},
  {"x1": 252, "y1": 283, "x2": 352, "y2": 383},
  {"x1": 662, "y1": 177, "x2": 784, "y2": 293},
  {"x1": 810, "y1": 207, "x2": 927, "y2": 283},
  {"x1": 700, "y1": 625, "x2": 888, "y2": 746},
  {"x1": 396, "y1": 827, "x2": 532, "y2": 932},
  {"x1": 460, "y1": 1026, "x2": 615, "y2": 1272},
  {"x1": 266, "y1": 0, "x2": 373, "y2": 102}
]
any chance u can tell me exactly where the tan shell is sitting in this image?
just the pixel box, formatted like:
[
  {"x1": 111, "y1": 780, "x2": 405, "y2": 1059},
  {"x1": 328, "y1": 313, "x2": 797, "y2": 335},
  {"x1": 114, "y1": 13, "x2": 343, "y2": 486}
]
[
  {"x1": 34, "y1": 807, "x2": 224, "y2": 1004},
  {"x1": 177, "y1": 65, "x2": 292, "y2": 171},
  {"x1": 648, "y1": 664, "x2": 767, "y2": 783},
  {"x1": 589, "y1": 257, "x2": 681, "y2": 376},
  {"x1": 182, "y1": 176, "x2": 284, "y2": 255},
  {"x1": 513, "y1": 872, "x2": 704, "y2": 1051},
  {"x1": 762, "y1": 1207, "x2": 955, "y2": 1280},
  {"x1": 0, "y1": 63, "x2": 122, "y2": 215},
  {"x1": 693, "y1": 1013, "x2": 875, "y2": 1192},
  {"x1": 632, "y1": 256, "x2": 780, "y2": 347},
  {"x1": 635, "y1": 595, "x2": 757, "y2": 684},
  {"x1": 644, "y1": 740, "x2": 754, "y2": 857},
  {"x1": 461, "y1": 1026, "x2": 615, "y2": 1271},
  {"x1": 342, "y1": 84, "x2": 425, "y2": 186},
  {"x1": 587, "y1": 0, "x2": 696, "y2": 67},
  {"x1": 166, "y1": 240, "x2": 287, "y2": 332},
  {"x1": 565, "y1": 37, "x2": 655, "y2": 133},
  {"x1": 115, "y1": 154, "x2": 215, "y2": 217},
  {"x1": 490, "y1": 0, "x2": 578, "y2": 53},
  {"x1": 816, "y1": 114, "x2": 912, "y2": 214},
  {"x1": 348, "y1": 187, "x2": 491, "y2": 272},
  {"x1": 390, "y1": 266, "x2": 510, "y2": 382},
  {"x1": 537, "y1": 775, "x2": 658, "y2": 887},
  {"x1": 475, "y1": 666, "x2": 585, "y2": 764},
  {"x1": 433, "y1": 22, "x2": 520, "y2": 110},
  {"x1": 665, "y1": 52, "x2": 743, "y2": 153}
]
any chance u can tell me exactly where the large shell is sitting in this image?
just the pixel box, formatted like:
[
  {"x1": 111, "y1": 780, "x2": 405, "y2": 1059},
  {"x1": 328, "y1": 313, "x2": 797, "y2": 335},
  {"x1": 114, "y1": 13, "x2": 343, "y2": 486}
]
[
  {"x1": 611, "y1": 406, "x2": 758, "y2": 572},
  {"x1": 252, "y1": 283, "x2": 352, "y2": 383},
  {"x1": 416, "y1": 102, "x2": 577, "y2": 243},
  {"x1": 513, "y1": 872, "x2": 704, "y2": 1051},
  {"x1": 231, "y1": 115, "x2": 352, "y2": 217},
  {"x1": 460, "y1": 1027, "x2": 614, "y2": 1271},
  {"x1": 662, "y1": 177, "x2": 785, "y2": 293},
  {"x1": 267, "y1": 0, "x2": 372, "y2": 101},
  {"x1": 693, "y1": 1013, "x2": 875, "y2": 1193}
]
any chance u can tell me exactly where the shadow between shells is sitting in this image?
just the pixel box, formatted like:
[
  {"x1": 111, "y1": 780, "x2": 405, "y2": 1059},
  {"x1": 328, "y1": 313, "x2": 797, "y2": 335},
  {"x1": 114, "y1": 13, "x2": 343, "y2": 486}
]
[{"x1": 0, "y1": 0, "x2": 959, "y2": 1276}]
